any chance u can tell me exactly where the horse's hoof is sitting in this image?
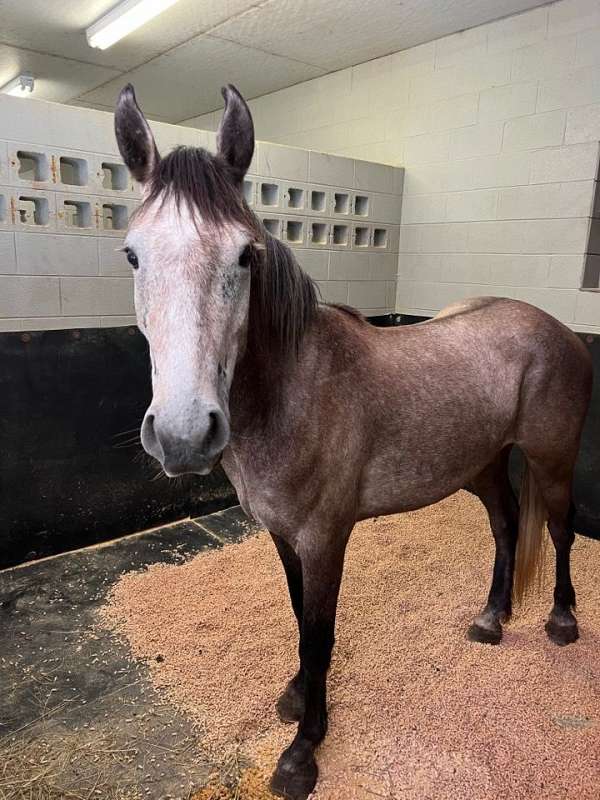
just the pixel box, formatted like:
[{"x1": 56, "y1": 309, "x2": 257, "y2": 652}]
[
  {"x1": 545, "y1": 619, "x2": 579, "y2": 646},
  {"x1": 276, "y1": 680, "x2": 305, "y2": 724},
  {"x1": 270, "y1": 744, "x2": 318, "y2": 800},
  {"x1": 467, "y1": 622, "x2": 502, "y2": 645}
]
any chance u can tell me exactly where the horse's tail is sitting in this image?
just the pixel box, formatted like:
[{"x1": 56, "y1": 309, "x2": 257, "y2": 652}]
[{"x1": 513, "y1": 462, "x2": 548, "y2": 605}]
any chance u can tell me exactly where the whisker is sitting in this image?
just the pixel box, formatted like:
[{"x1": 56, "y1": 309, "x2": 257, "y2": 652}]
[
  {"x1": 112, "y1": 426, "x2": 142, "y2": 440},
  {"x1": 113, "y1": 439, "x2": 142, "y2": 449}
]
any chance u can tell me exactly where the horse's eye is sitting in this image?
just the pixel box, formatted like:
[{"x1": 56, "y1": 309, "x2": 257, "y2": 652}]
[
  {"x1": 125, "y1": 248, "x2": 139, "y2": 270},
  {"x1": 238, "y1": 245, "x2": 252, "y2": 268}
]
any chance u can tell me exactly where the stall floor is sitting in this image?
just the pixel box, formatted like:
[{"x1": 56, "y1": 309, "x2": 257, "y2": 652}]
[
  {"x1": 2, "y1": 495, "x2": 599, "y2": 800},
  {"x1": 0, "y1": 505, "x2": 259, "y2": 800}
]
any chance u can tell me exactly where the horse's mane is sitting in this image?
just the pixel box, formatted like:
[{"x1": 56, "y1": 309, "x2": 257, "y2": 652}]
[
  {"x1": 137, "y1": 145, "x2": 318, "y2": 358},
  {"x1": 249, "y1": 234, "x2": 318, "y2": 357}
]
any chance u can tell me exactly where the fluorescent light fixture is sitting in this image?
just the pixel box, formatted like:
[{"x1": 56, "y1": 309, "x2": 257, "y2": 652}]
[
  {"x1": 1, "y1": 74, "x2": 35, "y2": 97},
  {"x1": 86, "y1": 0, "x2": 182, "y2": 49}
]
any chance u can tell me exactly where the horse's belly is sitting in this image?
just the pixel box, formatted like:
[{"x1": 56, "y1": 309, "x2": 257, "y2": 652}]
[{"x1": 357, "y1": 431, "x2": 506, "y2": 519}]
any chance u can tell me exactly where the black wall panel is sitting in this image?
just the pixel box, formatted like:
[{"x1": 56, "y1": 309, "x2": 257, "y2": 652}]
[{"x1": 0, "y1": 327, "x2": 236, "y2": 568}]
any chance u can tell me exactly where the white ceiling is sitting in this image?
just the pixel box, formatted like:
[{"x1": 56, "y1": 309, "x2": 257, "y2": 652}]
[{"x1": 0, "y1": 0, "x2": 550, "y2": 123}]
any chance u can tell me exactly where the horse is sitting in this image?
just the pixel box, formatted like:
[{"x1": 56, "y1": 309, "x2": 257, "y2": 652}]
[{"x1": 114, "y1": 83, "x2": 593, "y2": 800}]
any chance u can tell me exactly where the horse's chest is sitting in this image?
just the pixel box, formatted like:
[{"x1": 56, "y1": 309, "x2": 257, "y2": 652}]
[{"x1": 221, "y1": 449, "x2": 289, "y2": 534}]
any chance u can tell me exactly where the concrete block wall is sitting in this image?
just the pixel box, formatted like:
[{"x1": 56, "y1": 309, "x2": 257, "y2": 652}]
[
  {"x1": 0, "y1": 95, "x2": 402, "y2": 331},
  {"x1": 184, "y1": 0, "x2": 600, "y2": 335}
]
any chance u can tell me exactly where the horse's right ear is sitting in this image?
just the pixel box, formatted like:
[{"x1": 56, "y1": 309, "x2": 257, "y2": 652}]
[
  {"x1": 114, "y1": 84, "x2": 159, "y2": 184},
  {"x1": 216, "y1": 84, "x2": 254, "y2": 185}
]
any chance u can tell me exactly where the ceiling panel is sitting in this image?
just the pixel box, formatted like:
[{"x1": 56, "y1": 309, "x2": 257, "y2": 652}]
[
  {"x1": 0, "y1": 44, "x2": 120, "y2": 104},
  {"x1": 0, "y1": 0, "x2": 553, "y2": 121},
  {"x1": 78, "y1": 35, "x2": 326, "y2": 122},
  {"x1": 0, "y1": 0, "x2": 262, "y2": 71},
  {"x1": 213, "y1": 0, "x2": 550, "y2": 72}
]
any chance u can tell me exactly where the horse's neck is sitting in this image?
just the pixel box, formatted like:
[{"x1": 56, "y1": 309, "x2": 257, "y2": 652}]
[{"x1": 229, "y1": 336, "x2": 294, "y2": 437}]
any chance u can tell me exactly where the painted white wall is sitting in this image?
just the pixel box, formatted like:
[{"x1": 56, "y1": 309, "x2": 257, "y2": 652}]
[
  {"x1": 185, "y1": 0, "x2": 600, "y2": 334},
  {"x1": 0, "y1": 95, "x2": 402, "y2": 331}
]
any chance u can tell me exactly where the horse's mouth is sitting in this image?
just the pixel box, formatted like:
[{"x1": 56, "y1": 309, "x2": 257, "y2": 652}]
[{"x1": 162, "y1": 450, "x2": 223, "y2": 478}]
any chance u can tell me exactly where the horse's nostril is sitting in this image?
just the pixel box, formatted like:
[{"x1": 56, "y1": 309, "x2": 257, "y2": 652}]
[
  {"x1": 203, "y1": 408, "x2": 229, "y2": 458},
  {"x1": 141, "y1": 412, "x2": 161, "y2": 458},
  {"x1": 206, "y1": 411, "x2": 219, "y2": 448}
]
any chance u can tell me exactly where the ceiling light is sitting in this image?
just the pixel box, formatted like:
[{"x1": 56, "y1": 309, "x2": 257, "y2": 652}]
[
  {"x1": 1, "y1": 74, "x2": 35, "y2": 97},
  {"x1": 86, "y1": 0, "x2": 182, "y2": 50}
]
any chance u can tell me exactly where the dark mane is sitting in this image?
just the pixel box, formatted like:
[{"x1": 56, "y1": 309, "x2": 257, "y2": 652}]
[
  {"x1": 138, "y1": 145, "x2": 318, "y2": 358},
  {"x1": 249, "y1": 234, "x2": 318, "y2": 358}
]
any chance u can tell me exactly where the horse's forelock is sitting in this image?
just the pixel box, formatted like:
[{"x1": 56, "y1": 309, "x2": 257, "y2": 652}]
[{"x1": 137, "y1": 146, "x2": 256, "y2": 231}]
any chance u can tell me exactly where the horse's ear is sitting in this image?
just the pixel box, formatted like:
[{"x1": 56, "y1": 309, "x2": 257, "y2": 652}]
[
  {"x1": 216, "y1": 85, "x2": 254, "y2": 185},
  {"x1": 114, "y1": 84, "x2": 159, "y2": 184}
]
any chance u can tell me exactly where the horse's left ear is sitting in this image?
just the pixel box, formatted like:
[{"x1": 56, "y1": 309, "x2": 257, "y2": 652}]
[{"x1": 217, "y1": 85, "x2": 255, "y2": 185}]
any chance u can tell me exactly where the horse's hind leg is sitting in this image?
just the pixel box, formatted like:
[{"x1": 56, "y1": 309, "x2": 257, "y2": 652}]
[
  {"x1": 271, "y1": 532, "x2": 306, "y2": 722},
  {"x1": 466, "y1": 447, "x2": 518, "y2": 645},
  {"x1": 525, "y1": 459, "x2": 578, "y2": 646}
]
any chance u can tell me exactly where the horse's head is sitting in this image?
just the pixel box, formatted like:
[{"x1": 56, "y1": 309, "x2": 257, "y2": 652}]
[{"x1": 115, "y1": 84, "x2": 257, "y2": 477}]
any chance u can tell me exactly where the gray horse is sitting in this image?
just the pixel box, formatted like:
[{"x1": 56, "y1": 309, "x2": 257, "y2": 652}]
[{"x1": 114, "y1": 83, "x2": 592, "y2": 800}]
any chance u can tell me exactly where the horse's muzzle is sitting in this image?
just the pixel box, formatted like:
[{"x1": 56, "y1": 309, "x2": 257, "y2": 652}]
[{"x1": 141, "y1": 406, "x2": 229, "y2": 476}]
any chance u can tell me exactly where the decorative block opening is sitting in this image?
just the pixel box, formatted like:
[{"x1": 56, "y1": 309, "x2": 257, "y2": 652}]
[
  {"x1": 354, "y1": 195, "x2": 369, "y2": 216},
  {"x1": 101, "y1": 162, "x2": 128, "y2": 191},
  {"x1": 286, "y1": 220, "x2": 303, "y2": 243},
  {"x1": 102, "y1": 203, "x2": 129, "y2": 231},
  {"x1": 18, "y1": 195, "x2": 49, "y2": 226},
  {"x1": 354, "y1": 226, "x2": 370, "y2": 247},
  {"x1": 333, "y1": 224, "x2": 349, "y2": 245},
  {"x1": 64, "y1": 200, "x2": 92, "y2": 228},
  {"x1": 0, "y1": 194, "x2": 6, "y2": 223},
  {"x1": 261, "y1": 183, "x2": 279, "y2": 206},
  {"x1": 263, "y1": 218, "x2": 281, "y2": 237},
  {"x1": 334, "y1": 192, "x2": 350, "y2": 214},
  {"x1": 243, "y1": 180, "x2": 254, "y2": 205},
  {"x1": 310, "y1": 191, "x2": 326, "y2": 212},
  {"x1": 287, "y1": 187, "x2": 304, "y2": 209},
  {"x1": 60, "y1": 156, "x2": 88, "y2": 186},
  {"x1": 373, "y1": 228, "x2": 388, "y2": 248},
  {"x1": 17, "y1": 151, "x2": 49, "y2": 183},
  {"x1": 311, "y1": 222, "x2": 328, "y2": 245}
]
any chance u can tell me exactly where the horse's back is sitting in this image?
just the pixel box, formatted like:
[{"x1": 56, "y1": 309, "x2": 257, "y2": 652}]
[
  {"x1": 393, "y1": 296, "x2": 590, "y2": 370},
  {"x1": 433, "y1": 295, "x2": 501, "y2": 321}
]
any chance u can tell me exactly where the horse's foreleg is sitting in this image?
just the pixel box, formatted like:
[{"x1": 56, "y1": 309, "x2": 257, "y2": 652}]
[
  {"x1": 270, "y1": 534, "x2": 348, "y2": 800},
  {"x1": 466, "y1": 448, "x2": 518, "y2": 645},
  {"x1": 271, "y1": 532, "x2": 306, "y2": 723}
]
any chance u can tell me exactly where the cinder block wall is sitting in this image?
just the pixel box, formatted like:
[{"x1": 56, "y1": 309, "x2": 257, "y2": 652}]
[
  {"x1": 0, "y1": 96, "x2": 403, "y2": 331},
  {"x1": 185, "y1": 0, "x2": 600, "y2": 335}
]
